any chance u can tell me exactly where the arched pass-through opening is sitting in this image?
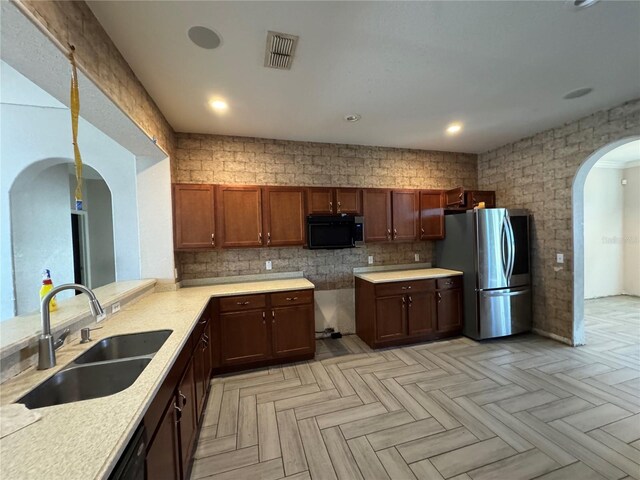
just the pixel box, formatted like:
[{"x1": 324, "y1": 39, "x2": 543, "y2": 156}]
[{"x1": 571, "y1": 135, "x2": 640, "y2": 345}]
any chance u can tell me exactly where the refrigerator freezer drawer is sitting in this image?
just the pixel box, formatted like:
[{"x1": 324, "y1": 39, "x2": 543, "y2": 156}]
[{"x1": 478, "y1": 287, "x2": 532, "y2": 339}]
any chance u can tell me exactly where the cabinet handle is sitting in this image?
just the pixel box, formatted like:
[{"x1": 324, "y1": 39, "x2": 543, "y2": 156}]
[
  {"x1": 211, "y1": 233, "x2": 215, "y2": 246},
  {"x1": 329, "y1": 201, "x2": 333, "y2": 211},
  {"x1": 337, "y1": 201, "x2": 341, "y2": 212},
  {"x1": 408, "y1": 296, "x2": 412, "y2": 304},
  {"x1": 267, "y1": 232, "x2": 271, "y2": 245},
  {"x1": 199, "y1": 319, "x2": 207, "y2": 325},
  {"x1": 237, "y1": 301, "x2": 251, "y2": 305},
  {"x1": 258, "y1": 232, "x2": 263, "y2": 242},
  {"x1": 444, "y1": 281, "x2": 453, "y2": 285},
  {"x1": 421, "y1": 228, "x2": 425, "y2": 235},
  {"x1": 262, "y1": 311, "x2": 266, "y2": 324},
  {"x1": 393, "y1": 228, "x2": 397, "y2": 239},
  {"x1": 402, "y1": 297, "x2": 406, "y2": 304},
  {"x1": 179, "y1": 391, "x2": 187, "y2": 407},
  {"x1": 386, "y1": 228, "x2": 391, "y2": 240},
  {"x1": 272, "y1": 311, "x2": 275, "y2": 318},
  {"x1": 437, "y1": 292, "x2": 442, "y2": 302},
  {"x1": 285, "y1": 297, "x2": 298, "y2": 301},
  {"x1": 401, "y1": 286, "x2": 412, "y2": 290},
  {"x1": 174, "y1": 403, "x2": 182, "y2": 423}
]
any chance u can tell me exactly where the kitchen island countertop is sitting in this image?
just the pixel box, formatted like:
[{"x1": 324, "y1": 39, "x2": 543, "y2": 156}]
[{"x1": 354, "y1": 267, "x2": 463, "y2": 283}]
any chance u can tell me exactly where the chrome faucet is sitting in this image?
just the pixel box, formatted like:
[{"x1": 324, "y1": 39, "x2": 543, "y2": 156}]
[{"x1": 38, "y1": 283, "x2": 105, "y2": 370}]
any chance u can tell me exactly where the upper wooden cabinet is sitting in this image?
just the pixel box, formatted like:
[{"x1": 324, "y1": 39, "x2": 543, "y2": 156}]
[
  {"x1": 445, "y1": 186, "x2": 496, "y2": 210},
  {"x1": 173, "y1": 184, "x2": 215, "y2": 250},
  {"x1": 218, "y1": 186, "x2": 263, "y2": 248},
  {"x1": 420, "y1": 190, "x2": 445, "y2": 240},
  {"x1": 307, "y1": 187, "x2": 362, "y2": 215},
  {"x1": 264, "y1": 187, "x2": 306, "y2": 246},
  {"x1": 467, "y1": 190, "x2": 496, "y2": 209},
  {"x1": 391, "y1": 190, "x2": 418, "y2": 241},
  {"x1": 335, "y1": 188, "x2": 362, "y2": 214},
  {"x1": 363, "y1": 189, "x2": 392, "y2": 242}
]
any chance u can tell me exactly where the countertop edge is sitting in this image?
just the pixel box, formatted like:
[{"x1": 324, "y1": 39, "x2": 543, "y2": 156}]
[{"x1": 354, "y1": 268, "x2": 464, "y2": 283}]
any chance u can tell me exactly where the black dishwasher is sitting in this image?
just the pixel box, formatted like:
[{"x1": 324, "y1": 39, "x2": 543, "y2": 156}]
[{"x1": 109, "y1": 423, "x2": 146, "y2": 480}]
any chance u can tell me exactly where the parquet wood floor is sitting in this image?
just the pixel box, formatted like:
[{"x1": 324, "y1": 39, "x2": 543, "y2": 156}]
[{"x1": 191, "y1": 295, "x2": 640, "y2": 479}]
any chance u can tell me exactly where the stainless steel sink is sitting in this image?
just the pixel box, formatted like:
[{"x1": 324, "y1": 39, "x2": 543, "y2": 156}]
[
  {"x1": 17, "y1": 357, "x2": 152, "y2": 409},
  {"x1": 72, "y1": 330, "x2": 172, "y2": 365}
]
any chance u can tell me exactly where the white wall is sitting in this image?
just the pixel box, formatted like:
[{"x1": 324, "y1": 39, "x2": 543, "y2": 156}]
[
  {"x1": 584, "y1": 167, "x2": 625, "y2": 299},
  {"x1": 623, "y1": 166, "x2": 640, "y2": 296},
  {"x1": 84, "y1": 178, "x2": 116, "y2": 288},
  {"x1": 0, "y1": 102, "x2": 140, "y2": 318},
  {"x1": 136, "y1": 156, "x2": 175, "y2": 281},
  {"x1": 11, "y1": 164, "x2": 75, "y2": 314}
]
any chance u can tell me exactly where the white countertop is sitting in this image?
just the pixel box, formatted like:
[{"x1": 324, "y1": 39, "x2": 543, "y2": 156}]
[
  {"x1": 354, "y1": 268, "x2": 463, "y2": 283},
  {"x1": 0, "y1": 277, "x2": 314, "y2": 480}
]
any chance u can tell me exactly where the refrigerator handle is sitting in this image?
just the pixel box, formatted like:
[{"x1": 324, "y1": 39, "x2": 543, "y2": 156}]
[
  {"x1": 501, "y1": 215, "x2": 509, "y2": 280},
  {"x1": 505, "y1": 214, "x2": 515, "y2": 281}
]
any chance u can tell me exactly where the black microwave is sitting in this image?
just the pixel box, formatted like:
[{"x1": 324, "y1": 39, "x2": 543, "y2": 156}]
[{"x1": 307, "y1": 215, "x2": 364, "y2": 249}]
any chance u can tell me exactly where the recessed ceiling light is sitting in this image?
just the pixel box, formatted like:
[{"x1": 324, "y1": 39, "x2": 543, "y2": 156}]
[
  {"x1": 446, "y1": 123, "x2": 463, "y2": 134},
  {"x1": 344, "y1": 114, "x2": 361, "y2": 122},
  {"x1": 563, "y1": 87, "x2": 593, "y2": 99},
  {"x1": 188, "y1": 26, "x2": 222, "y2": 49},
  {"x1": 573, "y1": 0, "x2": 600, "y2": 9},
  {"x1": 209, "y1": 100, "x2": 228, "y2": 112}
]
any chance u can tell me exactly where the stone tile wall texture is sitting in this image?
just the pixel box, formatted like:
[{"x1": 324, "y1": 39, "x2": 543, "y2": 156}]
[
  {"x1": 17, "y1": 0, "x2": 175, "y2": 158},
  {"x1": 174, "y1": 133, "x2": 478, "y2": 288},
  {"x1": 478, "y1": 98, "x2": 640, "y2": 342}
]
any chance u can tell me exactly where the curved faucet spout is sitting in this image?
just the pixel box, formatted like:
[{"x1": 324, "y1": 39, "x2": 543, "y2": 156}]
[{"x1": 38, "y1": 283, "x2": 105, "y2": 370}]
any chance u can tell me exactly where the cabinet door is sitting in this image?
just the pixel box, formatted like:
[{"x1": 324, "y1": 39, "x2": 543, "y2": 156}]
[
  {"x1": 375, "y1": 295, "x2": 406, "y2": 342},
  {"x1": 335, "y1": 188, "x2": 362, "y2": 215},
  {"x1": 407, "y1": 291, "x2": 436, "y2": 336},
  {"x1": 271, "y1": 305, "x2": 315, "y2": 357},
  {"x1": 218, "y1": 186, "x2": 263, "y2": 247},
  {"x1": 437, "y1": 288, "x2": 463, "y2": 333},
  {"x1": 177, "y1": 359, "x2": 197, "y2": 478},
  {"x1": 264, "y1": 187, "x2": 306, "y2": 246},
  {"x1": 467, "y1": 190, "x2": 496, "y2": 208},
  {"x1": 363, "y1": 189, "x2": 391, "y2": 242},
  {"x1": 391, "y1": 190, "x2": 418, "y2": 241},
  {"x1": 146, "y1": 399, "x2": 180, "y2": 480},
  {"x1": 173, "y1": 184, "x2": 215, "y2": 249},
  {"x1": 419, "y1": 191, "x2": 445, "y2": 240},
  {"x1": 445, "y1": 186, "x2": 465, "y2": 208},
  {"x1": 193, "y1": 333, "x2": 211, "y2": 421},
  {"x1": 220, "y1": 310, "x2": 270, "y2": 365},
  {"x1": 308, "y1": 188, "x2": 334, "y2": 214}
]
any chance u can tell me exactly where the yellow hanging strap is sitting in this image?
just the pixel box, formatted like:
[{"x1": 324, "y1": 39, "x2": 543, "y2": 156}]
[{"x1": 69, "y1": 47, "x2": 83, "y2": 210}]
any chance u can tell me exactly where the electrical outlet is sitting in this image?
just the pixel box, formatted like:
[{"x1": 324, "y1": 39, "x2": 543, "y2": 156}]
[
  {"x1": 368, "y1": 255, "x2": 374, "y2": 265},
  {"x1": 174, "y1": 268, "x2": 178, "y2": 279},
  {"x1": 112, "y1": 302, "x2": 121, "y2": 314},
  {"x1": 266, "y1": 260, "x2": 272, "y2": 270},
  {"x1": 556, "y1": 253, "x2": 564, "y2": 264},
  {"x1": 414, "y1": 253, "x2": 420, "y2": 262}
]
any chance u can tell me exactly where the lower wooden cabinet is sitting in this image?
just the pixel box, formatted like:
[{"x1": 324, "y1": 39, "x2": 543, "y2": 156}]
[
  {"x1": 145, "y1": 306, "x2": 213, "y2": 480},
  {"x1": 219, "y1": 309, "x2": 270, "y2": 365},
  {"x1": 356, "y1": 276, "x2": 462, "y2": 348},
  {"x1": 212, "y1": 289, "x2": 315, "y2": 372}
]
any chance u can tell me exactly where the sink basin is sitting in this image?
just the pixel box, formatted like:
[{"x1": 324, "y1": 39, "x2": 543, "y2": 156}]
[
  {"x1": 17, "y1": 357, "x2": 151, "y2": 409},
  {"x1": 72, "y1": 330, "x2": 172, "y2": 364}
]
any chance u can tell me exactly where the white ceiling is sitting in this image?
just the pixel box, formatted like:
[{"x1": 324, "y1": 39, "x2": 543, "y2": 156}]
[
  {"x1": 595, "y1": 140, "x2": 640, "y2": 169},
  {"x1": 88, "y1": 1, "x2": 640, "y2": 153}
]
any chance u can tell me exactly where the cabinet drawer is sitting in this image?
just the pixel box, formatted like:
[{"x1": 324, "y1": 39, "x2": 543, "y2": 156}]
[
  {"x1": 436, "y1": 276, "x2": 462, "y2": 290},
  {"x1": 375, "y1": 280, "x2": 433, "y2": 297},
  {"x1": 219, "y1": 294, "x2": 267, "y2": 312},
  {"x1": 271, "y1": 289, "x2": 313, "y2": 307}
]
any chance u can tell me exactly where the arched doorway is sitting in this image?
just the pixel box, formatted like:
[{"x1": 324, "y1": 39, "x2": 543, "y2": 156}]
[
  {"x1": 571, "y1": 135, "x2": 640, "y2": 344},
  {"x1": 8, "y1": 158, "x2": 116, "y2": 316}
]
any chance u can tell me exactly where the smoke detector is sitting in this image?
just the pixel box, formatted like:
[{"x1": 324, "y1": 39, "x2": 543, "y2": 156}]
[{"x1": 264, "y1": 31, "x2": 298, "y2": 70}]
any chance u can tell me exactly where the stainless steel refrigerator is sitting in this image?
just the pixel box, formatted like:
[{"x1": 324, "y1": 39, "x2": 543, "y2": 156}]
[{"x1": 436, "y1": 209, "x2": 532, "y2": 340}]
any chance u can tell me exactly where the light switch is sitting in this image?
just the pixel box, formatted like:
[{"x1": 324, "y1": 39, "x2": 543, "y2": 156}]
[
  {"x1": 414, "y1": 253, "x2": 420, "y2": 262},
  {"x1": 368, "y1": 256, "x2": 374, "y2": 265},
  {"x1": 266, "y1": 260, "x2": 272, "y2": 270},
  {"x1": 556, "y1": 253, "x2": 564, "y2": 264}
]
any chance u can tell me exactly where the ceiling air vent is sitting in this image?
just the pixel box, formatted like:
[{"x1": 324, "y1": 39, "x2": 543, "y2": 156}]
[{"x1": 264, "y1": 31, "x2": 298, "y2": 70}]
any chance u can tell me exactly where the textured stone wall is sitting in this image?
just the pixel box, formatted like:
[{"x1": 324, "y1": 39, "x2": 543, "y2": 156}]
[
  {"x1": 174, "y1": 133, "x2": 478, "y2": 288},
  {"x1": 478, "y1": 98, "x2": 640, "y2": 342},
  {"x1": 16, "y1": 0, "x2": 175, "y2": 158}
]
